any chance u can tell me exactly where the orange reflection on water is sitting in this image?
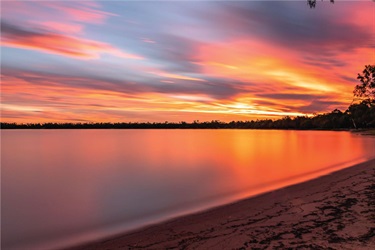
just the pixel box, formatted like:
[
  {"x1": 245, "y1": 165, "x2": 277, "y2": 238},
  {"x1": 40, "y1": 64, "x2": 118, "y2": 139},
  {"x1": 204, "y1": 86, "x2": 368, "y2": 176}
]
[
  {"x1": 214, "y1": 130, "x2": 370, "y2": 200},
  {"x1": 1, "y1": 130, "x2": 375, "y2": 250}
]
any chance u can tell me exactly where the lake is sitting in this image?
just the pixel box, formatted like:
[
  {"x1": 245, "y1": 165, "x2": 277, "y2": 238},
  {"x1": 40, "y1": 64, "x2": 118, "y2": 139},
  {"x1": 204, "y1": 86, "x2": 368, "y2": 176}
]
[{"x1": 2, "y1": 130, "x2": 375, "y2": 250}]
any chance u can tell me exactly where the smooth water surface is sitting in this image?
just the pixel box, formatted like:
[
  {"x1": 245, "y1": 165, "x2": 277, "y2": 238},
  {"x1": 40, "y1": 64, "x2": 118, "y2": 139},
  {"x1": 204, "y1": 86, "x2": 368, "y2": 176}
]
[{"x1": 2, "y1": 130, "x2": 375, "y2": 249}]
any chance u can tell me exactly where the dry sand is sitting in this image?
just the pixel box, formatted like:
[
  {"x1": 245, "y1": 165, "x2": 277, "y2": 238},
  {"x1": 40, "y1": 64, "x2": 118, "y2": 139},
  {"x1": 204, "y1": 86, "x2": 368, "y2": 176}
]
[{"x1": 70, "y1": 159, "x2": 375, "y2": 250}]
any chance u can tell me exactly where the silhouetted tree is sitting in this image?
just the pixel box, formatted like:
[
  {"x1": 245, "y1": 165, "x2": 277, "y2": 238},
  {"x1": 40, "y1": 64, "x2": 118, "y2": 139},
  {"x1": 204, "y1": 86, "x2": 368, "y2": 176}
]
[
  {"x1": 354, "y1": 65, "x2": 375, "y2": 103},
  {"x1": 348, "y1": 65, "x2": 375, "y2": 129},
  {"x1": 347, "y1": 101, "x2": 373, "y2": 128}
]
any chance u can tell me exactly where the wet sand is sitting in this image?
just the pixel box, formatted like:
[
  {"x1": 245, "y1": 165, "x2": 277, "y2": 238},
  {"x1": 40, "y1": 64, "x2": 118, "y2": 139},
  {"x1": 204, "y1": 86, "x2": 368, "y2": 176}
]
[{"x1": 70, "y1": 159, "x2": 375, "y2": 249}]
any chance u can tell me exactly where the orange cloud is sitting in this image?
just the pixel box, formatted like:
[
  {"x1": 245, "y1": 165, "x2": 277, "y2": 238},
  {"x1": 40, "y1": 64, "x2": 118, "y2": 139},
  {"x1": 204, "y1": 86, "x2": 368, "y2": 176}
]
[
  {"x1": 196, "y1": 38, "x2": 371, "y2": 103},
  {"x1": 2, "y1": 1, "x2": 373, "y2": 124},
  {"x1": 191, "y1": 35, "x2": 374, "y2": 115},
  {"x1": 1, "y1": 69, "x2": 305, "y2": 123}
]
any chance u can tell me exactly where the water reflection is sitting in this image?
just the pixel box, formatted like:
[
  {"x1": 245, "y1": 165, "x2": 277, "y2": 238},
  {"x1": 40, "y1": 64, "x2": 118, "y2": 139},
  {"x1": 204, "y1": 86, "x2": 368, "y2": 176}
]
[{"x1": 2, "y1": 130, "x2": 375, "y2": 249}]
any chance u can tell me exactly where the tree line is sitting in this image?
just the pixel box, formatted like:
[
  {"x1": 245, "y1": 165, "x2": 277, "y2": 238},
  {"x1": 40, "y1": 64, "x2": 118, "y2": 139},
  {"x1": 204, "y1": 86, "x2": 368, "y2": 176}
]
[
  {"x1": 0, "y1": 107, "x2": 373, "y2": 130},
  {"x1": 1, "y1": 65, "x2": 374, "y2": 130}
]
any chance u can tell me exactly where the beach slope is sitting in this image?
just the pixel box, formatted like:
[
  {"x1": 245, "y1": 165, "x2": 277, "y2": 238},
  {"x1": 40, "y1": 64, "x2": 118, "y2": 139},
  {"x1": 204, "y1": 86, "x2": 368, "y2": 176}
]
[{"x1": 71, "y1": 159, "x2": 375, "y2": 249}]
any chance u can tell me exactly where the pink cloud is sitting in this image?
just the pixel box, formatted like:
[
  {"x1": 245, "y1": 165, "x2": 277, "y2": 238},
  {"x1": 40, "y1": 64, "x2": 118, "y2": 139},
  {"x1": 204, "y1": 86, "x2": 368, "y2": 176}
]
[
  {"x1": 1, "y1": 21, "x2": 143, "y2": 60},
  {"x1": 142, "y1": 38, "x2": 156, "y2": 44},
  {"x1": 1, "y1": 1, "x2": 115, "y2": 25},
  {"x1": 148, "y1": 70, "x2": 206, "y2": 82},
  {"x1": 47, "y1": 4, "x2": 116, "y2": 24},
  {"x1": 32, "y1": 21, "x2": 84, "y2": 34}
]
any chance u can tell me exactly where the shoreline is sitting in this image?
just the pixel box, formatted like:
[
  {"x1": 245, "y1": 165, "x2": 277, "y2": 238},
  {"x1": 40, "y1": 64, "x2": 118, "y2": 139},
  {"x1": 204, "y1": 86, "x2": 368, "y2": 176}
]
[{"x1": 69, "y1": 158, "x2": 375, "y2": 249}]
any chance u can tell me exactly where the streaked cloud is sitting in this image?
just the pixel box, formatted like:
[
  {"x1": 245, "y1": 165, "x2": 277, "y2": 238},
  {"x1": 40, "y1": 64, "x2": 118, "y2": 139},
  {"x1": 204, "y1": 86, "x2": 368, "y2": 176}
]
[
  {"x1": 1, "y1": 21, "x2": 143, "y2": 60},
  {"x1": 31, "y1": 21, "x2": 84, "y2": 34},
  {"x1": 1, "y1": 1, "x2": 374, "y2": 123},
  {"x1": 1, "y1": 0, "x2": 114, "y2": 25},
  {"x1": 45, "y1": 2, "x2": 116, "y2": 24},
  {"x1": 149, "y1": 71, "x2": 206, "y2": 82}
]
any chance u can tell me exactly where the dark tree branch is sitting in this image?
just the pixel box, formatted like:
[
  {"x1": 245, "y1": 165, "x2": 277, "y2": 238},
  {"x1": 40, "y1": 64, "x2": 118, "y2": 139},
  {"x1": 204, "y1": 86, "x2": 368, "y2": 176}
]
[{"x1": 307, "y1": 0, "x2": 335, "y2": 8}]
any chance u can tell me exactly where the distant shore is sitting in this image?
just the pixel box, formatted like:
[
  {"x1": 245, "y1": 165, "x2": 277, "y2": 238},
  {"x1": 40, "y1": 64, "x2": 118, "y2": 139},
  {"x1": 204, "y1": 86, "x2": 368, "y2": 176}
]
[
  {"x1": 68, "y1": 159, "x2": 375, "y2": 250},
  {"x1": 2, "y1": 119, "x2": 374, "y2": 130}
]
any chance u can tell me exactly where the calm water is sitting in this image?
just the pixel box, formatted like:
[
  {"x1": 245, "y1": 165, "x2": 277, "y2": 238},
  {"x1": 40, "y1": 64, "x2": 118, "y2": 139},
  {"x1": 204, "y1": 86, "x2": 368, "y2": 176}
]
[{"x1": 2, "y1": 130, "x2": 375, "y2": 249}]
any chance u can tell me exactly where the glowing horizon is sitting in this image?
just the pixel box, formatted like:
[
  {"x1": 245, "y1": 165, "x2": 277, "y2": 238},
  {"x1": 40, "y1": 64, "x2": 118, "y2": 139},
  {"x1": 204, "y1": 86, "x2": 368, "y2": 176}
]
[{"x1": 1, "y1": 1, "x2": 374, "y2": 123}]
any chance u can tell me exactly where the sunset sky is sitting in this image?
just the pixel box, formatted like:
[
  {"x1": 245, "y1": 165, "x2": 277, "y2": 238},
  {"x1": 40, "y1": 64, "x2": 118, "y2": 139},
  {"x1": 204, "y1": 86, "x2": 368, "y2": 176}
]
[{"x1": 1, "y1": 0, "x2": 374, "y2": 123}]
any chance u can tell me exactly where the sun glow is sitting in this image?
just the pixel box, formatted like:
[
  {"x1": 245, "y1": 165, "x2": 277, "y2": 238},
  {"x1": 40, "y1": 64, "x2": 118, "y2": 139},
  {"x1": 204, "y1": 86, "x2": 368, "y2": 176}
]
[{"x1": 1, "y1": 1, "x2": 373, "y2": 123}]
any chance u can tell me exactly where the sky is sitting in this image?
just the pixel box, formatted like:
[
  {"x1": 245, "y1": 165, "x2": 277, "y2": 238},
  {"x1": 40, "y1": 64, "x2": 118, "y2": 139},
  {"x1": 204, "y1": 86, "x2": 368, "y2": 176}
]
[{"x1": 1, "y1": 0, "x2": 374, "y2": 123}]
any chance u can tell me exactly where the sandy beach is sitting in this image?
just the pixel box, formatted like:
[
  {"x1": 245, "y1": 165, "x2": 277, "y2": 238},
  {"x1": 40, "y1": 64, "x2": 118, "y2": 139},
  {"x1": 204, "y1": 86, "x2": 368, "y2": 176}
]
[{"x1": 70, "y1": 159, "x2": 375, "y2": 250}]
